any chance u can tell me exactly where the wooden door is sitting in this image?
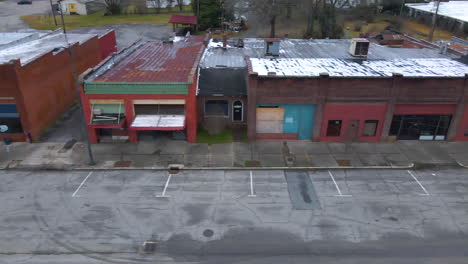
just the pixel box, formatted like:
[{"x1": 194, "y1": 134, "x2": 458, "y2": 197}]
[
  {"x1": 68, "y1": 3, "x2": 77, "y2": 13},
  {"x1": 345, "y1": 120, "x2": 360, "y2": 142}
]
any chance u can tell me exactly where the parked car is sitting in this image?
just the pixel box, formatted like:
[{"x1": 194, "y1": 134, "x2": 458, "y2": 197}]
[{"x1": 18, "y1": 0, "x2": 32, "y2": 4}]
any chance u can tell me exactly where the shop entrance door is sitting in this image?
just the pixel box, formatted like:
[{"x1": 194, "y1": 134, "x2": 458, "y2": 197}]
[
  {"x1": 345, "y1": 120, "x2": 360, "y2": 142},
  {"x1": 233, "y1": 101, "x2": 243, "y2": 121}
]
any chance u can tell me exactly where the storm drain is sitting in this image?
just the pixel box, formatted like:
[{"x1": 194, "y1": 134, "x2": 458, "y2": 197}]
[
  {"x1": 203, "y1": 229, "x2": 214, "y2": 238},
  {"x1": 142, "y1": 241, "x2": 158, "y2": 253},
  {"x1": 285, "y1": 170, "x2": 321, "y2": 210}
]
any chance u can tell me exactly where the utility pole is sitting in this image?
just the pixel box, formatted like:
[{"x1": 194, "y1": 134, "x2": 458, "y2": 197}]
[
  {"x1": 196, "y1": 0, "x2": 200, "y2": 32},
  {"x1": 49, "y1": 0, "x2": 58, "y2": 26},
  {"x1": 428, "y1": 0, "x2": 440, "y2": 42},
  {"x1": 399, "y1": 0, "x2": 405, "y2": 17},
  {"x1": 58, "y1": 4, "x2": 96, "y2": 166}
]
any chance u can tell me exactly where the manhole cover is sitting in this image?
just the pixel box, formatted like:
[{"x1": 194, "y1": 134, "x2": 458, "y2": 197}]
[
  {"x1": 142, "y1": 241, "x2": 158, "y2": 253},
  {"x1": 203, "y1": 229, "x2": 214, "y2": 238}
]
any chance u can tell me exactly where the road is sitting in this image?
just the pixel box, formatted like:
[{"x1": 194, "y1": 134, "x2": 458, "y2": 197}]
[
  {"x1": 0, "y1": 0, "x2": 49, "y2": 32},
  {"x1": 1, "y1": 167, "x2": 468, "y2": 263}
]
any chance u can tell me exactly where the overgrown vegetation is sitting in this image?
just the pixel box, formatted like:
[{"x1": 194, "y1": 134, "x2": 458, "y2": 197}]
[
  {"x1": 192, "y1": 0, "x2": 232, "y2": 31},
  {"x1": 196, "y1": 129, "x2": 233, "y2": 144}
]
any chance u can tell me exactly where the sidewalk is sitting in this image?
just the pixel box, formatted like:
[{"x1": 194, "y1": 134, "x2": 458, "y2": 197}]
[{"x1": 2, "y1": 139, "x2": 468, "y2": 170}]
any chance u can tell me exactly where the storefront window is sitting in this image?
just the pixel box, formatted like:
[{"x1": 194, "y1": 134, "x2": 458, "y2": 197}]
[
  {"x1": 389, "y1": 115, "x2": 452, "y2": 140},
  {"x1": 327, "y1": 120, "x2": 342, "y2": 137},
  {"x1": 0, "y1": 118, "x2": 23, "y2": 134},
  {"x1": 362, "y1": 120, "x2": 378, "y2": 137},
  {"x1": 205, "y1": 100, "x2": 228, "y2": 117},
  {"x1": 465, "y1": 128, "x2": 468, "y2": 137},
  {"x1": 91, "y1": 104, "x2": 125, "y2": 125}
]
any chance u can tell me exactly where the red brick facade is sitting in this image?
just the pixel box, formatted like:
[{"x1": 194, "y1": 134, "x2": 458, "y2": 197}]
[
  {"x1": 0, "y1": 31, "x2": 117, "y2": 142},
  {"x1": 247, "y1": 73, "x2": 468, "y2": 142}
]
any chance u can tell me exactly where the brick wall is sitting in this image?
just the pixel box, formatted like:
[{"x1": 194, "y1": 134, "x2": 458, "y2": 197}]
[{"x1": 11, "y1": 36, "x2": 104, "y2": 141}]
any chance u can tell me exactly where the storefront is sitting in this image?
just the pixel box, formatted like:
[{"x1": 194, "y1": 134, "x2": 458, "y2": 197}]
[
  {"x1": 320, "y1": 104, "x2": 387, "y2": 142},
  {"x1": 389, "y1": 104, "x2": 456, "y2": 141}
]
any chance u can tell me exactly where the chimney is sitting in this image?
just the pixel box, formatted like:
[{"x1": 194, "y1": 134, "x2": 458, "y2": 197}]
[{"x1": 265, "y1": 39, "x2": 280, "y2": 56}]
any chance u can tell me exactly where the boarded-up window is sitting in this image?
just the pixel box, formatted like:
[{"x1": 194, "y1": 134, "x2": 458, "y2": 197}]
[
  {"x1": 326, "y1": 120, "x2": 342, "y2": 137},
  {"x1": 205, "y1": 100, "x2": 228, "y2": 116},
  {"x1": 362, "y1": 120, "x2": 378, "y2": 137},
  {"x1": 256, "y1": 107, "x2": 284, "y2": 133}
]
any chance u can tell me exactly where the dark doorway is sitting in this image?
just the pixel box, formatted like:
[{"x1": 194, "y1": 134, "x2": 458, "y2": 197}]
[
  {"x1": 233, "y1": 101, "x2": 243, "y2": 121},
  {"x1": 345, "y1": 120, "x2": 360, "y2": 141},
  {"x1": 390, "y1": 115, "x2": 452, "y2": 140}
]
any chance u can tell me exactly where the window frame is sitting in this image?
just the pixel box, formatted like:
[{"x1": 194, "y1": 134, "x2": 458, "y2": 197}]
[
  {"x1": 326, "y1": 120, "x2": 342, "y2": 137},
  {"x1": 362, "y1": 120, "x2": 379, "y2": 137},
  {"x1": 204, "y1": 100, "x2": 229, "y2": 117}
]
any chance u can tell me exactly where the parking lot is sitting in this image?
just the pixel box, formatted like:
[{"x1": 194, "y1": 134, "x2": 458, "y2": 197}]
[{"x1": 1, "y1": 168, "x2": 468, "y2": 263}]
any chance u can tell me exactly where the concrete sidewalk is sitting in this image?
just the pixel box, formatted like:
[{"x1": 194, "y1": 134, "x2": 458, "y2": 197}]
[{"x1": 2, "y1": 139, "x2": 468, "y2": 170}]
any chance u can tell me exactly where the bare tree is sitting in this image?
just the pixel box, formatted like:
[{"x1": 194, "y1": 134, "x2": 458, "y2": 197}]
[
  {"x1": 176, "y1": 0, "x2": 184, "y2": 11},
  {"x1": 167, "y1": 0, "x2": 174, "y2": 11},
  {"x1": 150, "y1": 0, "x2": 162, "y2": 13},
  {"x1": 104, "y1": 0, "x2": 122, "y2": 15}
]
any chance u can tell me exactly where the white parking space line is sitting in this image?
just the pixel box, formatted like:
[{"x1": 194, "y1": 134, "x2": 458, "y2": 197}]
[
  {"x1": 248, "y1": 171, "x2": 256, "y2": 197},
  {"x1": 407, "y1": 170, "x2": 430, "y2": 196},
  {"x1": 156, "y1": 174, "x2": 172, "y2": 198},
  {"x1": 72, "y1": 171, "x2": 93, "y2": 197},
  {"x1": 328, "y1": 170, "x2": 352, "y2": 197}
]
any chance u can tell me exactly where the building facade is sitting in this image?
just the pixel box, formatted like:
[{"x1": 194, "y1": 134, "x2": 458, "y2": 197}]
[
  {"x1": 247, "y1": 58, "x2": 468, "y2": 142},
  {"x1": 81, "y1": 36, "x2": 206, "y2": 143},
  {"x1": 0, "y1": 31, "x2": 117, "y2": 142}
]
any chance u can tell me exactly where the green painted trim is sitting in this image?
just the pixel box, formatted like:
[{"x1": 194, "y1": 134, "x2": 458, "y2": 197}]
[{"x1": 84, "y1": 82, "x2": 190, "y2": 95}]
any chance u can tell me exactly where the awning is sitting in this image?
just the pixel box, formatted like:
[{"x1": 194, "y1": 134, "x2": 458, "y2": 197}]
[{"x1": 130, "y1": 115, "x2": 185, "y2": 131}]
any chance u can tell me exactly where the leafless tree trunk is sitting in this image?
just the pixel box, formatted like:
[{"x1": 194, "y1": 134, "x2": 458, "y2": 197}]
[{"x1": 177, "y1": 0, "x2": 184, "y2": 11}]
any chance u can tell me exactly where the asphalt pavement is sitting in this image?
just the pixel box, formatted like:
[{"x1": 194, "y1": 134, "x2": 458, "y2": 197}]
[{"x1": 1, "y1": 167, "x2": 467, "y2": 263}]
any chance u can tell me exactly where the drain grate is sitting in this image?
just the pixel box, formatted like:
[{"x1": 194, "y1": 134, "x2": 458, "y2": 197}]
[
  {"x1": 142, "y1": 240, "x2": 158, "y2": 253},
  {"x1": 203, "y1": 229, "x2": 214, "y2": 238}
]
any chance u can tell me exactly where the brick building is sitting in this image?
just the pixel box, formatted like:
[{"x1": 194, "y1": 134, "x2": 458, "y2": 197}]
[
  {"x1": 80, "y1": 35, "x2": 206, "y2": 143},
  {"x1": 0, "y1": 31, "x2": 117, "y2": 142},
  {"x1": 246, "y1": 40, "x2": 468, "y2": 142}
]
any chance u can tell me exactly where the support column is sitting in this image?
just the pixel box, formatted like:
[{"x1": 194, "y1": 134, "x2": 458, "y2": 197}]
[
  {"x1": 312, "y1": 73, "x2": 329, "y2": 141},
  {"x1": 124, "y1": 99, "x2": 138, "y2": 143},
  {"x1": 247, "y1": 74, "x2": 258, "y2": 141},
  {"x1": 447, "y1": 74, "x2": 468, "y2": 141},
  {"x1": 380, "y1": 73, "x2": 402, "y2": 141}
]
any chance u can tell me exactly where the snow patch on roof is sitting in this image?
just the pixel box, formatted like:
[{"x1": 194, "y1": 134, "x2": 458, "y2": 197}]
[
  {"x1": 250, "y1": 58, "x2": 468, "y2": 77},
  {"x1": 0, "y1": 32, "x2": 95, "y2": 65},
  {"x1": 406, "y1": 1, "x2": 468, "y2": 23}
]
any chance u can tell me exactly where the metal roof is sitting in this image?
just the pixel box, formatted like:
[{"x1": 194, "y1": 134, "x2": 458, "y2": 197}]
[
  {"x1": 91, "y1": 35, "x2": 205, "y2": 83},
  {"x1": 0, "y1": 32, "x2": 95, "y2": 65},
  {"x1": 169, "y1": 15, "x2": 198, "y2": 25},
  {"x1": 200, "y1": 38, "x2": 459, "y2": 69}
]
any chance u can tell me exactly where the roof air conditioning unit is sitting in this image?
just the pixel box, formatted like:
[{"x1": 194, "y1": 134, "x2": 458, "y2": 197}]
[{"x1": 349, "y1": 38, "x2": 370, "y2": 57}]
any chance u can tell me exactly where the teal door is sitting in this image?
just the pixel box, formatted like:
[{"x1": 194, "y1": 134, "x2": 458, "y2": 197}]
[
  {"x1": 297, "y1": 105, "x2": 315, "y2": 140},
  {"x1": 283, "y1": 104, "x2": 315, "y2": 140}
]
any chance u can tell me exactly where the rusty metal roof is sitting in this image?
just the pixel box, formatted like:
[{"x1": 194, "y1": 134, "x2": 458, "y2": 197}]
[
  {"x1": 94, "y1": 36, "x2": 205, "y2": 83},
  {"x1": 169, "y1": 15, "x2": 197, "y2": 25}
]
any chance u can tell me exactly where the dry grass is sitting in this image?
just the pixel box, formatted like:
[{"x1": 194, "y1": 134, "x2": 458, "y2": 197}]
[{"x1": 21, "y1": 9, "x2": 194, "y2": 30}]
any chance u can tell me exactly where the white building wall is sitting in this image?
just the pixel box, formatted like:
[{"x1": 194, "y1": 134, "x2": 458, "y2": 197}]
[{"x1": 60, "y1": 0, "x2": 87, "y2": 15}]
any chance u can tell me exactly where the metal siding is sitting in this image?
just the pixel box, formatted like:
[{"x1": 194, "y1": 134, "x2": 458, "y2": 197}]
[{"x1": 84, "y1": 82, "x2": 189, "y2": 94}]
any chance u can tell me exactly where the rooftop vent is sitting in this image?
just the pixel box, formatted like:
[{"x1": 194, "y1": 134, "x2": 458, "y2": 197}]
[
  {"x1": 265, "y1": 39, "x2": 280, "y2": 56},
  {"x1": 349, "y1": 38, "x2": 370, "y2": 57}
]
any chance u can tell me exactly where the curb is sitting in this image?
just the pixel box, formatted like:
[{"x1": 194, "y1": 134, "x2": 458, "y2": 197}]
[
  {"x1": 2, "y1": 163, "x2": 415, "y2": 171},
  {"x1": 456, "y1": 161, "x2": 468, "y2": 168}
]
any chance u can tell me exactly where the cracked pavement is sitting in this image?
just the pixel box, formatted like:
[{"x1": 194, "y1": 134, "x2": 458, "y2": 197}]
[{"x1": 0, "y1": 168, "x2": 468, "y2": 263}]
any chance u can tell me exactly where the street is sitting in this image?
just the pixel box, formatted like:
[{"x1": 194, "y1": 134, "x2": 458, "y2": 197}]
[{"x1": 1, "y1": 167, "x2": 467, "y2": 263}]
